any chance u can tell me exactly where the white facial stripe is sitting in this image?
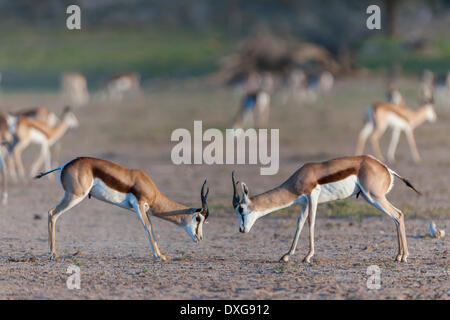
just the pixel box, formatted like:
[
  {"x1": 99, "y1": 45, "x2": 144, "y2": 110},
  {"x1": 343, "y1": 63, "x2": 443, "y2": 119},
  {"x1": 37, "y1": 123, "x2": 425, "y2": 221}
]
[{"x1": 184, "y1": 213, "x2": 204, "y2": 242}]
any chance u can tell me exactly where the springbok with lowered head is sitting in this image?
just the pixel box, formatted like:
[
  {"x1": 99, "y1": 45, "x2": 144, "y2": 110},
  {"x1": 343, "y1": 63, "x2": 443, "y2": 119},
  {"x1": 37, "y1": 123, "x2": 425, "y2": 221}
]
[
  {"x1": 355, "y1": 99, "x2": 436, "y2": 163},
  {"x1": 36, "y1": 157, "x2": 210, "y2": 261},
  {"x1": 232, "y1": 155, "x2": 421, "y2": 263}
]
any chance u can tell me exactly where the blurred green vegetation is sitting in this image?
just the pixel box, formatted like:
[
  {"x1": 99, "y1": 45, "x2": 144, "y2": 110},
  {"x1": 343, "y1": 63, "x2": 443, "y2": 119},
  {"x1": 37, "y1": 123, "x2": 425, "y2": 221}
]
[
  {"x1": 0, "y1": 27, "x2": 231, "y2": 90},
  {"x1": 0, "y1": 26, "x2": 449, "y2": 91},
  {"x1": 357, "y1": 36, "x2": 450, "y2": 74}
]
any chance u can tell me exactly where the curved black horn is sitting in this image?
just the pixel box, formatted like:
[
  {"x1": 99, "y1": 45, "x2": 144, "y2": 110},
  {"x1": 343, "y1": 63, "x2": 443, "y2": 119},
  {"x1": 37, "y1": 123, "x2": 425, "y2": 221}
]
[
  {"x1": 232, "y1": 171, "x2": 240, "y2": 208},
  {"x1": 200, "y1": 179, "x2": 209, "y2": 219}
]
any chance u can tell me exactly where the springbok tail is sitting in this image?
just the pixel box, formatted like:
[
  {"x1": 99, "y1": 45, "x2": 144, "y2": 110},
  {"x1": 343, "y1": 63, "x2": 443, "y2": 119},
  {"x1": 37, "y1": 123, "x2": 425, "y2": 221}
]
[
  {"x1": 35, "y1": 167, "x2": 61, "y2": 179},
  {"x1": 388, "y1": 169, "x2": 422, "y2": 196}
]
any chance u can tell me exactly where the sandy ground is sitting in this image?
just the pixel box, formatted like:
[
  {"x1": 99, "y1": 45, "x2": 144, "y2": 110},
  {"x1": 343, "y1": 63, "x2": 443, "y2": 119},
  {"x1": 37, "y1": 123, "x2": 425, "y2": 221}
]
[{"x1": 0, "y1": 78, "x2": 448, "y2": 299}]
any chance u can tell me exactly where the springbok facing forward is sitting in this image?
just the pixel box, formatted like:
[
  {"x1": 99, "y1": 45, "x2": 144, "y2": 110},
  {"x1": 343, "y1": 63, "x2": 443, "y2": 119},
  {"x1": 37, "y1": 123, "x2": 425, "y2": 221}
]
[
  {"x1": 61, "y1": 73, "x2": 90, "y2": 107},
  {"x1": 355, "y1": 100, "x2": 436, "y2": 163},
  {"x1": 36, "y1": 157, "x2": 210, "y2": 261},
  {"x1": 232, "y1": 155, "x2": 421, "y2": 263}
]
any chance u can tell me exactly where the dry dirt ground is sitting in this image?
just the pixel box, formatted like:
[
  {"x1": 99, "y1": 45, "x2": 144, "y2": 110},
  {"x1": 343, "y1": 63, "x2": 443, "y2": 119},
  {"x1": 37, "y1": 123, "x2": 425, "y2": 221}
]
[{"x1": 0, "y1": 77, "x2": 448, "y2": 299}]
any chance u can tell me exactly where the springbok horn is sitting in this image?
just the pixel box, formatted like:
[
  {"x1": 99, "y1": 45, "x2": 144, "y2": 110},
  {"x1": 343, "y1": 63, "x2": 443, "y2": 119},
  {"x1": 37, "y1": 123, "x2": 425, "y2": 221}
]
[
  {"x1": 232, "y1": 171, "x2": 240, "y2": 208},
  {"x1": 200, "y1": 179, "x2": 209, "y2": 219}
]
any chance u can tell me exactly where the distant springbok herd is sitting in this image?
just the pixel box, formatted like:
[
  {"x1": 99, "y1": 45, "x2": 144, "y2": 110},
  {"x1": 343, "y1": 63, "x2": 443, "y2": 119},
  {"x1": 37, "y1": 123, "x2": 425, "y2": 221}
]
[{"x1": 0, "y1": 68, "x2": 443, "y2": 264}]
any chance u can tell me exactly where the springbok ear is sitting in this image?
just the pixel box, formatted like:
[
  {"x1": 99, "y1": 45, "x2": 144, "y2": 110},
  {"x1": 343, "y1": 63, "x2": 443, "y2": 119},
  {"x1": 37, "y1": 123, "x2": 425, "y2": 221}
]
[{"x1": 241, "y1": 182, "x2": 250, "y2": 202}]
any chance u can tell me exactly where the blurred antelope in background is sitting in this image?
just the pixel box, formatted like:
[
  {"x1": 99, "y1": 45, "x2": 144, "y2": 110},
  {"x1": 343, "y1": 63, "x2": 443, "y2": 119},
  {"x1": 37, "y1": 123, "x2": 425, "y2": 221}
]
[
  {"x1": 386, "y1": 86, "x2": 405, "y2": 106},
  {"x1": 8, "y1": 106, "x2": 60, "y2": 129},
  {"x1": 435, "y1": 71, "x2": 450, "y2": 106},
  {"x1": 232, "y1": 72, "x2": 272, "y2": 129},
  {"x1": 232, "y1": 155, "x2": 421, "y2": 263},
  {"x1": 287, "y1": 70, "x2": 334, "y2": 104},
  {"x1": 8, "y1": 107, "x2": 79, "y2": 180},
  {"x1": 35, "y1": 157, "x2": 210, "y2": 260},
  {"x1": 355, "y1": 98, "x2": 436, "y2": 163},
  {"x1": 0, "y1": 112, "x2": 13, "y2": 204},
  {"x1": 95, "y1": 72, "x2": 140, "y2": 101},
  {"x1": 419, "y1": 69, "x2": 434, "y2": 104},
  {"x1": 61, "y1": 73, "x2": 90, "y2": 107},
  {"x1": 6, "y1": 106, "x2": 62, "y2": 175}
]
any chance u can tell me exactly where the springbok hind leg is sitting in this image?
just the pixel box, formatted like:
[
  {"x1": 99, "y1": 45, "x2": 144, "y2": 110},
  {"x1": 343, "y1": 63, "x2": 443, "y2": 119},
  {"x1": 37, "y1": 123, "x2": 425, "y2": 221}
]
[
  {"x1": 359, "y1": 188, "x2": 407, "y2": 262},
  {"x1": 48, "y1": 192, "x2": 87, "y2": 260}
]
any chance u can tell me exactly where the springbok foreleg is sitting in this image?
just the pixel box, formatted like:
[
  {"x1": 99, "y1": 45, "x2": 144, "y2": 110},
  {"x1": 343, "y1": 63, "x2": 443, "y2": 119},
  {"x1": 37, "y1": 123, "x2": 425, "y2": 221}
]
[
  {"x1": 280, "y1": 200, "x2": 308, "y2": 262},
  {"x1": 132, "y1": 199, "x2": 166, "y2": 261},
  {"x1": 304, "y1": 189, "x2": 319, "y2": 263},
  {"x1": 405, "y1": 128, "x2": 421, "y2": 163}
]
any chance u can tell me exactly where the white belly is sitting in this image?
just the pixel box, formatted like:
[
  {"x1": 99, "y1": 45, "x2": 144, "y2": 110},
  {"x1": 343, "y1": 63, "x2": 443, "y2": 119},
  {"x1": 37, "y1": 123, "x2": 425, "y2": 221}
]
[
  {"x1": 318, "y1": 175, "x2": 359, "y2": 203},
  {"x1": 89, "y1": 178, "x2": 135, "y2": 210},
  {"x1": 387, "y1": 113, "x2": 409, "y2": 130},
  {"x1": 29, "y1": 128, "x2": 48, "y2": 144}
]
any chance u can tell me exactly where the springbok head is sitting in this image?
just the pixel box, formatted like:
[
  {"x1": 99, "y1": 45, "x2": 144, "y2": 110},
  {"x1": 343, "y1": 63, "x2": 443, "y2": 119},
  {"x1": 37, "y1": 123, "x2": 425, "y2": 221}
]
[
  {"x1": 184, "y1": 179, "x2": 210, "y2": 242},
  {"x1": 232, "y1": 171, "x2": 258, "y2": 233}
]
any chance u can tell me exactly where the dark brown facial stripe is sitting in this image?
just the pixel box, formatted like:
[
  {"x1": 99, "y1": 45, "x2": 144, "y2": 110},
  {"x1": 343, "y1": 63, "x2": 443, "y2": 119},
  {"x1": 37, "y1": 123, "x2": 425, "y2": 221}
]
[{"x1": 318, "y1": 168, "x2": 357, "y2": 185}]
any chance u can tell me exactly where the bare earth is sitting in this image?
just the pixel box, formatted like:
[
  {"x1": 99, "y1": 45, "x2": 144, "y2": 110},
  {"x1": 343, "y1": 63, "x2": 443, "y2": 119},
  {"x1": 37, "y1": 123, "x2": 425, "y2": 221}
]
[{"x1": 0, "y1": 78, "x2": 448, "y2": 299}]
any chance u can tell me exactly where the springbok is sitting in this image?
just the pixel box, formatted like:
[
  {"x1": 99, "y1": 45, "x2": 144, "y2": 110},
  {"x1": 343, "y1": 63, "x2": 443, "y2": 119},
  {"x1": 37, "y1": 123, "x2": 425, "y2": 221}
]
[
  {"x1": 61, "y1": 72, "x2": 90, "y2": 107},
  {"x1": 419, "y1": 70, "x2": 434, "y2": 104},
  {"x1": 231, "y1": 155, "x2": 421, "y2": 263},
  {"x1": 287, "y1": 70, "x2": 334, "y2": 104},
  {"x1": 96, "y1": 72, "x2": 140, "y2": 101},
  {"x1": 6, "y1": 107, "x2": 62, "y2": 181},
  {"x1": 9, "y1": 107, "x2": 79, "y2": 180},
  {"x1": 355, "y1": 100, "x2": 436, "y2": 163},
  {"x1": 232, "y1": 89, "x2": 271, "y2": 130},
  {"x1": 0, "y1": 112, "x2": 13, "y2": 204},
  {"x1": 10, "y1": 106, "x2": 59, "y2": 127},
  {"x1": 35, "y1": 157, "x2": 210, "y2": 260}
]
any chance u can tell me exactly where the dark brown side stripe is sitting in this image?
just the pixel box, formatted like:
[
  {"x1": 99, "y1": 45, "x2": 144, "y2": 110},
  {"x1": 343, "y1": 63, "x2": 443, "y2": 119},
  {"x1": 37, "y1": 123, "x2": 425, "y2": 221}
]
[
  {"x1": 92, "y1": 168, "x2": 130, "y2": 194},
  {"x1": 318, "y1": 168, "x2": 357, "y2": 185}
]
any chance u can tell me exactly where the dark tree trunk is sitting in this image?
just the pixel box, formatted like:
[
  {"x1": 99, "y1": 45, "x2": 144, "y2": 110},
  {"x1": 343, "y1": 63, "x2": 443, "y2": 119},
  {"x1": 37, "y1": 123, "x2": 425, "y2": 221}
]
[{"x1": 385, "y1": 0, "x2": 399, "y2": 37}]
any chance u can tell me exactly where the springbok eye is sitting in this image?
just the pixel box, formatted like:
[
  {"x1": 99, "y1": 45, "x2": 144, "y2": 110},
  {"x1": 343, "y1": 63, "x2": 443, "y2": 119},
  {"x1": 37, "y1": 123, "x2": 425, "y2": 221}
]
[
  {"x1": 238, "y1": 206, "x2": 243, "y2": 214},
  {"x1": 196, "y1": 216, "x2": 201, "y2": 223}
]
